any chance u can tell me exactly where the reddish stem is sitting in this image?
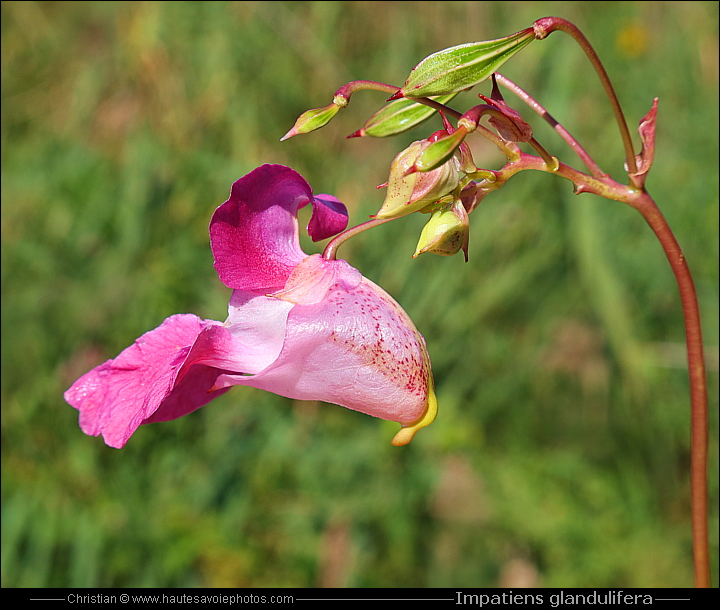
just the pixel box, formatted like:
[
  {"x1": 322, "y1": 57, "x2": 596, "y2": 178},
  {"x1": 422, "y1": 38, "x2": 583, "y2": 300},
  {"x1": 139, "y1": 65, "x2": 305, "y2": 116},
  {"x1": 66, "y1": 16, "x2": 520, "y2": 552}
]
[
  {"x1": 334, "y1": 80, "x2": 467, "y2": 123},
  {"x1": 494, "y1": 73, "x2": 606, "y2": 179},
  {"x1": 532, "y1": 17, "x2": 639, "y2": 181},
  {"x1": 323, "y1": 218, "x2": 393, "y2": 261},
  {"x1": 632, "y1": 194, "x2": 710, "y2": 590},
  {"x1": 493, "y1": 153, "x2": 710, "y2": 587}
]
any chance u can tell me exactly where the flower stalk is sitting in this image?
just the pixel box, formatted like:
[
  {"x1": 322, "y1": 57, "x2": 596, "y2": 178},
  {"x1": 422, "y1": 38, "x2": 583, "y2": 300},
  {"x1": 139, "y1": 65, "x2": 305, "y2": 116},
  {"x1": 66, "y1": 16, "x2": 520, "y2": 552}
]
[
  {"x1": 494, "y1": 73, "x2": 606, "y2": 179},
  {"x1": 323, "y1": 218, "x2": 393, "y2": 261},
  {"x1": 532, "y1": 17, "x2": 639, "y2": 181},
  {"x1": 489, "y1": 152, "x2": 710, "y2": 587}
]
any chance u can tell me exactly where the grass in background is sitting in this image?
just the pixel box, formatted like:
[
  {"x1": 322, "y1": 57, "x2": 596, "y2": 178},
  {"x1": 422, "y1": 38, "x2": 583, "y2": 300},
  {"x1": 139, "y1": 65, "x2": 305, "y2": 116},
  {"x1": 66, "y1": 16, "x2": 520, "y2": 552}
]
[{"x1": 2, "y1": 1, "x2": 717, "y2": 588}]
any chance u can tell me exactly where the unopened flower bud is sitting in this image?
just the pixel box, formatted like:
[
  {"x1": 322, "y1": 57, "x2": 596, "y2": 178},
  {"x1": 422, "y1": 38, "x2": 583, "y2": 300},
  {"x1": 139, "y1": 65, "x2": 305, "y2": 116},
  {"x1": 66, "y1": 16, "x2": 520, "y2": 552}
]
[
  {"x1": 348, "y1": 93, "x2": 458, "y2": 139},
  {"x1": 478, "y1": 94, "x2": 533, "y2": 142},
  {"x1": 459, "y1": 180, "x2": 493, "y2": 214},
  {"x1": 281, "y1": 102, "x2": 342, "y2": 141},
  {"x1": 373, "y1": 139, "x2": 460, "y2": 220},
  {"x1": 414, "y1": 126, "x2": 469, "y2": 172},
  {"x1": 413, "y1": 200, "x2": 469, "y2": 261}
]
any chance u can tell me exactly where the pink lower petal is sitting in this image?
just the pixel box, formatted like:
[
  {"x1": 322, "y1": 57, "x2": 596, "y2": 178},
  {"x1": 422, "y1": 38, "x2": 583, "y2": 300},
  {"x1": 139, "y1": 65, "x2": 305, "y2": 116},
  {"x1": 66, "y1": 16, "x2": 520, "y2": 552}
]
[
  {"x1": 143, "y1": 363, "x2": 231, "y2": 424},
  {"x1": 65, "y1": 314, "x2": 249, "y2": 448}
]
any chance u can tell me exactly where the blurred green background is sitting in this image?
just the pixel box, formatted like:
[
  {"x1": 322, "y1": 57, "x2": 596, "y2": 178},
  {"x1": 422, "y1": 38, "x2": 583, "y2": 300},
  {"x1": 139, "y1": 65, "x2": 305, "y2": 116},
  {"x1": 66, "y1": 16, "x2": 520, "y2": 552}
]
[{"x1": 2, "y1": 0, "x2": 717, "y2": 588}]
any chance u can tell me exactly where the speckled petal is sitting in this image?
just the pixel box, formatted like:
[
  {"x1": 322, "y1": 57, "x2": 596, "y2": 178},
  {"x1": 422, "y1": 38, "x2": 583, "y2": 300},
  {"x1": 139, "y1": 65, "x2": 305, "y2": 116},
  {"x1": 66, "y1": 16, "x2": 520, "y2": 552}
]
[{"x1": 215, "y1": 263, "x2": 431, "y2": 424}]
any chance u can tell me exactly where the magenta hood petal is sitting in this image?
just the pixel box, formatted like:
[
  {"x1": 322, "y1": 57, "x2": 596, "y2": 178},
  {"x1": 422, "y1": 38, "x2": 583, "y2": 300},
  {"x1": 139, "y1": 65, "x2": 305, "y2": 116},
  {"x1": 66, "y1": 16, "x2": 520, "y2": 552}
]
[
  {"x1": 210, "y1": 164, "x2": 348, "y2": 291},
  {"x1": 307, "y1": 194, "x2": 349, "y2": 242}
]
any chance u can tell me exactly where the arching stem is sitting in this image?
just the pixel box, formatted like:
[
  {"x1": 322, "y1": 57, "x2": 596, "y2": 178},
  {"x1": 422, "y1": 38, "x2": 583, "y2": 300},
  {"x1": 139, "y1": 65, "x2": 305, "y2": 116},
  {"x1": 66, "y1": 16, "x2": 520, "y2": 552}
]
[
  {"x1": 494, "y1": 153, "x2": 710, "y2": 588},
  {"x1": 494, "y1": 73, "x2": 606, "y2": 179},
  {"x1": 532, "y1": 17, "x2": 638, "y2": 182}
]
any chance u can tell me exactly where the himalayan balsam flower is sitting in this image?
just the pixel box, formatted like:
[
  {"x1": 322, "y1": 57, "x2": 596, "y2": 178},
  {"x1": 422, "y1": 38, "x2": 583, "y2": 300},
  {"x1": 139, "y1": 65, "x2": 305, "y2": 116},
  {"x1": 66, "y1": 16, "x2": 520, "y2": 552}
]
[{"x1": 64, "y1": 165, "x2": 436, "y2": 448}]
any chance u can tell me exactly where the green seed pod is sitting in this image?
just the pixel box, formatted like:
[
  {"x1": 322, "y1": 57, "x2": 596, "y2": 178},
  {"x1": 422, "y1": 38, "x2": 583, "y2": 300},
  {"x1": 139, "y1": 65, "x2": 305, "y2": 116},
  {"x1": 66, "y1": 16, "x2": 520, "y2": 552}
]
[
  {"x1": 350, "y1": 94, "x2": 458, "y2": 138},
  {"x1": 399, "y1": 29, "x2": 535, "y2": 98},
  {"x1": 281, "y1": 102, "x2": 342, "y2": 141}
]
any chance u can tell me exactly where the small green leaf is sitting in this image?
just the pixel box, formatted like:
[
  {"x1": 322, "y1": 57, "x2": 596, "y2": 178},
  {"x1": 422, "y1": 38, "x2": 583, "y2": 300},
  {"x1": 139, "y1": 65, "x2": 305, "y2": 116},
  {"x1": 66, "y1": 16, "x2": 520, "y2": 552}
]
[
  {"x1": 351, "y1": 94, "x2": 458, "y2": 138},
  {"x1": 400, "y1": 29, "x2": 535, "y2": 98}
]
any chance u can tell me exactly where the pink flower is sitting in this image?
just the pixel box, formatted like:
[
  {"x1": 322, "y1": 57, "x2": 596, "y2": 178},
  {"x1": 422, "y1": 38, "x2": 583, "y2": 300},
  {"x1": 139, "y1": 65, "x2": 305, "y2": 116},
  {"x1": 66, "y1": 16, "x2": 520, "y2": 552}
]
[{"x1": 64, "y1": 165, "x2": 436, "y2": 448}]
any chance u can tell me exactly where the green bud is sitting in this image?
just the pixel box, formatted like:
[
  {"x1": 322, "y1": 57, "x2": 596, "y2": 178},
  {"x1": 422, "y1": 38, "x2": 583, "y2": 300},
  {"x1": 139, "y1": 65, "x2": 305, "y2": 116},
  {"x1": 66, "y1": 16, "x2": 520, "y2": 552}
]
[
  {"x1": 414, "y1": 126, "x2": 468, "y2": 172},
  {"x1": 281, "y1": 102, "x2": 342, "y2": 141},
  {"x1": 399, "y1": 29, "x2": 535, "y2": 98},
  {"x1": 413, "y1": 200, "x2": 469, "y2": 260},
  {"x1": 373, "y1": 140, "x2": 460, "y2": 220},
  {"x1": 349, "y1": 94, "x2": 458, "y2": 138}
]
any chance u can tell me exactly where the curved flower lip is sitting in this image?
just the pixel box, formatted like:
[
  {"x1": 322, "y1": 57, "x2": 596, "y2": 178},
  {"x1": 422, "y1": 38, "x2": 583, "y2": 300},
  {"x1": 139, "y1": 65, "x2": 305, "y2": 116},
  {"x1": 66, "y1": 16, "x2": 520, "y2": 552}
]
[{"x1": 65, "y1": 164, "x2": 436, "y2": 448}]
